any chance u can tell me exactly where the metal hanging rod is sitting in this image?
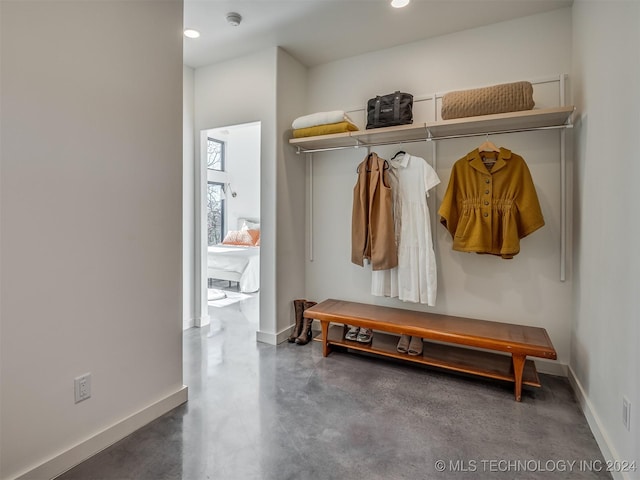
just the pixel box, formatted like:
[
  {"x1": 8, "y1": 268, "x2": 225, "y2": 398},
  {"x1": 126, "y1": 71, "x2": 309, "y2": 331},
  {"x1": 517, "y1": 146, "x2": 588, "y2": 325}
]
[
  {"x1": 429, "y1": 123, "x2": 571, "y2": 142},
  {"x1": 296, "y1": 137, "x2": 429, "y2": 154}
]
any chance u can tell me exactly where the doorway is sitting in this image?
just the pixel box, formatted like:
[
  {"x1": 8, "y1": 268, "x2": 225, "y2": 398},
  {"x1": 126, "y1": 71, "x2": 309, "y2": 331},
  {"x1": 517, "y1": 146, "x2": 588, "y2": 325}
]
[{"x1": 196, "y1": 121, "x2": 261, "y2": 330}]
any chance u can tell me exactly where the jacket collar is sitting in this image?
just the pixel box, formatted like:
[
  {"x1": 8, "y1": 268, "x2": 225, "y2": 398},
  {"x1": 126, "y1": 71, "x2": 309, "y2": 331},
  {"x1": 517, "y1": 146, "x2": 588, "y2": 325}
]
[{"x1": 467, "y1": 147, "x2": 512, "y2": 175}]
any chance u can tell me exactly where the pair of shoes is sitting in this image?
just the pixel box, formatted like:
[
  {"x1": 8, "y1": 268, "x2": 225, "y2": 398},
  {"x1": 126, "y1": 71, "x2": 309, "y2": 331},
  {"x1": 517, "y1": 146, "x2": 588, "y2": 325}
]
[
  {"x1": 345, "y1": 326, "x2": 360, "y2": 341},
  {"x1": 344, "y1": 326, "x2": 373, "y2": 344},
  {"x1": 288, "y1": 299, "x2": 317, "y2": 345},
  {"x1": 397, "y1": 335, "x2": 423, "y2": 356},
  {"x1": 356, "y1": 328, "x2": 373, "y2": 344}
]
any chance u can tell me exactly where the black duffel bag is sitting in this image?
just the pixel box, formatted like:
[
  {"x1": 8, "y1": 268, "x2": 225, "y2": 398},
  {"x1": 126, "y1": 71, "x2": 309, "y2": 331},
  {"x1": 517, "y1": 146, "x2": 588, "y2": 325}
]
[{"x1": 366, "y1": 91, "x2": 413, "y2": 129}]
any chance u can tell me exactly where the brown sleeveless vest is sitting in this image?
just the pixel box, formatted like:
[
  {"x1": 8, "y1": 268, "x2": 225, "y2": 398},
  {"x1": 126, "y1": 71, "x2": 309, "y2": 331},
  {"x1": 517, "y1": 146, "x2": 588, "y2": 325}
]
[{"x1": 351, "y1": 153, "x2": 398, "y2": 271}]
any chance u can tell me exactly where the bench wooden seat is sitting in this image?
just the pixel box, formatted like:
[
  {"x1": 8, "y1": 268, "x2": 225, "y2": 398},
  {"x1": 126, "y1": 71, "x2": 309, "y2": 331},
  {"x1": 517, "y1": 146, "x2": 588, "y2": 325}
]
[{"x1": 303, "y1": 299, "x2": 557, "y2": 401}]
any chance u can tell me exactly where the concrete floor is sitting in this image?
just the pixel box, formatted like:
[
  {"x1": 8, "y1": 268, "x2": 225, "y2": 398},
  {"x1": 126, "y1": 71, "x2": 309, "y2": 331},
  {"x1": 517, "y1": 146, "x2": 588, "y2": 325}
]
[{"x1": 58, "y1": 293, "x2": 610, "y2": 479}]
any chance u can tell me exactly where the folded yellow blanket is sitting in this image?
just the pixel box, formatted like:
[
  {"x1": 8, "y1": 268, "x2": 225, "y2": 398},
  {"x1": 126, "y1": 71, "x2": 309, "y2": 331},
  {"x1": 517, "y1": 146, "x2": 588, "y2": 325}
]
[{"x1": 293, "y1": 121, "x2": 359, "y2": 138}]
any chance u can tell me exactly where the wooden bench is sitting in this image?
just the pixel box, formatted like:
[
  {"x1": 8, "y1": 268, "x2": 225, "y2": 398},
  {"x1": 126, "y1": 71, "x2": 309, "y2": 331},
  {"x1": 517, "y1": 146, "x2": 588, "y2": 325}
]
[{"x1": 304, "y1": 299, "x2": 557, "y2": 401}]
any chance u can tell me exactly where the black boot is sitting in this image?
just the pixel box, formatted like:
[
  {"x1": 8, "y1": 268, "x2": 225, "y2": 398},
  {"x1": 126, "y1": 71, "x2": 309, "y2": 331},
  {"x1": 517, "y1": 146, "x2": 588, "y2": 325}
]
[
  {"x1": 288, "y1": 299, "x2": 306, "y2": 343},
  {"x1": 295, "y1": 301, "x2": 317, "y2": 345}
]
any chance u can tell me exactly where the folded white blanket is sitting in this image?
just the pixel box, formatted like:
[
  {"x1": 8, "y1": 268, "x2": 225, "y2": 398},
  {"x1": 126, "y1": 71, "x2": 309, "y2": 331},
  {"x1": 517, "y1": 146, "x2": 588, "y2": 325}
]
[{"x1": 292, "y1": 110, "x2": 352, "y2": 130}]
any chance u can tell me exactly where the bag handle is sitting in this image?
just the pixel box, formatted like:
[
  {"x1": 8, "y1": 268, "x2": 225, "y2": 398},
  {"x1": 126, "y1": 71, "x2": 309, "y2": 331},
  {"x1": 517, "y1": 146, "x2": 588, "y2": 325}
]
[{"x1": 394, "y1": 91, "x2": 400, "y2": 121}]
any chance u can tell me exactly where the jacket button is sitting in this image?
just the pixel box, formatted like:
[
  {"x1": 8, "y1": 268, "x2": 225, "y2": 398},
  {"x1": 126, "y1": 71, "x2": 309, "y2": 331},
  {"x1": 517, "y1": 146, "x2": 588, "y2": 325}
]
[
  {"x1": 483, "y1": 212, "x2": 489, "y2": 217},
  {"x1": 485, "y1": 189, "x2": 490, "y2": 194},
  {"x1": 485, "y1": 179, "x2": 490, "y2": 184},
  {"x1": 484, "y1": 201, "x2": 489, "y2": 206}
]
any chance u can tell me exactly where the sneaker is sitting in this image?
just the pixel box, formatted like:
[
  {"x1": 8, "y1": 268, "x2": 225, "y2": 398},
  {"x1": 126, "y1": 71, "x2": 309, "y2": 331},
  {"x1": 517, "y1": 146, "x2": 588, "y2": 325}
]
[
  {"x1": 345, "y1": 326, "x2": 360, "y2": 341},
  {"x1": 356, "y1": 328, "x2": 373, "y2": 344}
]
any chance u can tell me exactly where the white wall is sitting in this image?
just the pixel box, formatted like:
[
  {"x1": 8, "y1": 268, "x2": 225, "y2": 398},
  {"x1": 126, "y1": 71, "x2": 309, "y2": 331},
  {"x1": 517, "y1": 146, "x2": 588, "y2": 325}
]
[
  {"x1": 225, "y1": 124, "x2": 261, "y2": 228},
  {"x1": 571, "y1": 1, "x2": 640, "y2": 475},
  {"x1": 194, "y1": 49, "x2": 276, "y2": 333},
  {"x1": 275, "y1": 48, "x2": 308, "y2": 340},
  {"x1": 194, "y1": 48, "x2": 276, "y2": 338},
  {"x1": 305, "y1": 8, "x2": 573, "y2": 372},
  {"x1": 192, "y1": 47, "x2": 308, "y2": 342},
  {"x1": 184, "y1": 66, "x2": 196, "y2": 330},
  {"x1": 0, "y1": 2, "x2": 186, "y2": 479}
]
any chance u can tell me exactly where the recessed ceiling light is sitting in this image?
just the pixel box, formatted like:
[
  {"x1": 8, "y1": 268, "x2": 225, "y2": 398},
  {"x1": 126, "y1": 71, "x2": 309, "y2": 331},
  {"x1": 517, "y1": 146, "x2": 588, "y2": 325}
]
[
  {"x1": 184, "y1": 29, "x2": 201, "y2": 39},
  {"x1": 391, "y1": 0, "x2": 410, "y2": 8}
]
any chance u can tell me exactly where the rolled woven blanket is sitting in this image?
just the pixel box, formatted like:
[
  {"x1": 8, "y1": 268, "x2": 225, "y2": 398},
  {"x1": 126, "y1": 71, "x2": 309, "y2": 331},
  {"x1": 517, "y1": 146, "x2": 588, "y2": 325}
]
[{"x1": 441, "y1": 81, "x2": 535, "y2": 120}]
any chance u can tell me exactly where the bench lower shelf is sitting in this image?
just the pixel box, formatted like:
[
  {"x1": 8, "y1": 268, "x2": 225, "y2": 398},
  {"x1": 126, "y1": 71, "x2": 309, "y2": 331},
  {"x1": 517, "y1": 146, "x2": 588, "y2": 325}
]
[{"x1": 316, "y1": 325, "x2": 541, "y2": 389}]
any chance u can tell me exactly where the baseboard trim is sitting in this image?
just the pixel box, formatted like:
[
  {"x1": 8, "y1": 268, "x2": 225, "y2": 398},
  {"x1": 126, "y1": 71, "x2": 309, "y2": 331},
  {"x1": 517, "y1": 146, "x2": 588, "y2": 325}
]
[
  {"x1": 535, "y1": 358, "x2": 568, "y2": 377},
  {"x1": 256, "y1": 326, "x2": 291, "y2": 345},
  {"x1": 15, "y1": 386, "x2": 188, "y2": 480},
  {"x1": 195, "y1": 314, "x2": 210, "y2": 327},
  {"x1": 183, "y1": 317, "x2": 195, "y2": 330},
  {"x1": 567, "y1": 367, "x2": 630, "y2": 480},
  {"x1": 256, "y1": 330, "x2": 277, "y2": 345}
]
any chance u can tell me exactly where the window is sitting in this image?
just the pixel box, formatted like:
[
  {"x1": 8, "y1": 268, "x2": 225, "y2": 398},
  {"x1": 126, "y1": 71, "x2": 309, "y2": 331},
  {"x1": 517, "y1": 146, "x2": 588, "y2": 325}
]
[
  {"x1": 207, "y1": 137, "x2": 226, "y2": 245},
  {"x1": 207, "y1": 137, "x2": 225, "y2": 171},
  {"x1": 207, "y1": 182, "x2": 225, "y2": 245}
]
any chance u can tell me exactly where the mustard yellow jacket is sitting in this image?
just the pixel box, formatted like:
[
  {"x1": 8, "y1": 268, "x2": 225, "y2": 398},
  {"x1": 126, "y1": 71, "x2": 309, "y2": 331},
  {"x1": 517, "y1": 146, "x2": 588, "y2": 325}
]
[
  {"x1": 438, "y1": 148, "x2": 544, "y2": 259},
  {"x1": 352, "y1": 153, "x2": 398, "y2": 270}
]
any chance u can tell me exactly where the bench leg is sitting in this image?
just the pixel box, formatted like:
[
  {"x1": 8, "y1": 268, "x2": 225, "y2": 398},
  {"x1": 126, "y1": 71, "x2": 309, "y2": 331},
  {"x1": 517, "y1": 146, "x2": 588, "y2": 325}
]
[
  {"x1": 320, "y1": 320, "x2": 331, "y2": 357},
  {"x1": 512, "y1": 354, "x2": 526, "y2": 402}
]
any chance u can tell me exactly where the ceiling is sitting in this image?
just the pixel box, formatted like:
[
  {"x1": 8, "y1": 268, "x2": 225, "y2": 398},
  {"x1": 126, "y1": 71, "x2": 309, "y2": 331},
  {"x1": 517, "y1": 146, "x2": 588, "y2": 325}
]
[{"x1": 183, "y1": 0, "x2": 572, "y2": 69}]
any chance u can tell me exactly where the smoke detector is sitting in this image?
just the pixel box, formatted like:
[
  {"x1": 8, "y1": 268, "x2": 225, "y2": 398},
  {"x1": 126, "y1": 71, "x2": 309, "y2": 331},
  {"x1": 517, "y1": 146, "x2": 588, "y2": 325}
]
[{"x1": 226, "y1": 12, "x2": 242, "y2": 27}]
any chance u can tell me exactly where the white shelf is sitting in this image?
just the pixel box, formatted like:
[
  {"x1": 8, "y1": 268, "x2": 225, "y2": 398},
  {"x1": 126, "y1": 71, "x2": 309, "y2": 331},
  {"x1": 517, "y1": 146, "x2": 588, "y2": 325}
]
[
  {"x1": 289, "y1": 106, "x2": 574, "y2": 153},
  {"x1": 428, "y1": 106, "x2": 575, "y2": 138}
]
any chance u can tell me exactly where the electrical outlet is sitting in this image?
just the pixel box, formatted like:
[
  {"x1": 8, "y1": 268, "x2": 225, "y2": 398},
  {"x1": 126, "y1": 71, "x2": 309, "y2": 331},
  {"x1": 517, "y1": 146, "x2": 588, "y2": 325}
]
[
  {"x1": 74, "y1": 373, "x2": 91, "y2": 403},
  {"x1": 622, "y1": 396, "x2": 631, "y2": 431}
]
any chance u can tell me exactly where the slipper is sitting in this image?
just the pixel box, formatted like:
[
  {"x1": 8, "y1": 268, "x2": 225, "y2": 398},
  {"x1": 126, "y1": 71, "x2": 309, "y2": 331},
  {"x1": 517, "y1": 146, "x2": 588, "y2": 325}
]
[
  {"x1": 356, "y1": 328, "x2": 373, "y2": 344},
  {"x1": 397, "y1": 334, "x2": 410, "y2": 353},
  {"x1": 345, "y1": 326, "x2": 360, "y2": 341},
  {"x1": 407, "y1": 336, "x2": 423, "y2": 356}
]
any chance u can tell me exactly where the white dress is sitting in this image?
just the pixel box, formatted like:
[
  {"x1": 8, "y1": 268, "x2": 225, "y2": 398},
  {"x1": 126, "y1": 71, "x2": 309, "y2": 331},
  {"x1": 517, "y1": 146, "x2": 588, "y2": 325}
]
[{"x1": 371, "y1": 153, "x2": 440, "y2": 305}]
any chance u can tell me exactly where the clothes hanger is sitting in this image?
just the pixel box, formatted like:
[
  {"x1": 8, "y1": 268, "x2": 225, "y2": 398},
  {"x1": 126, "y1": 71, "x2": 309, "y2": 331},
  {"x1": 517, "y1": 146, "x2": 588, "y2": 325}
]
[
  {"x1": 357, "y1": 152, "x2": 376, "y2": 173},
  {"x1": 477, "y1": 134, "x2": 500, "y2": 167},
  {"x1": 391, "y1": 150, "x2": 406, "y2": 160},
  {"x1": 478, "y1": 134, "x2": 499, "y2": 153}
]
